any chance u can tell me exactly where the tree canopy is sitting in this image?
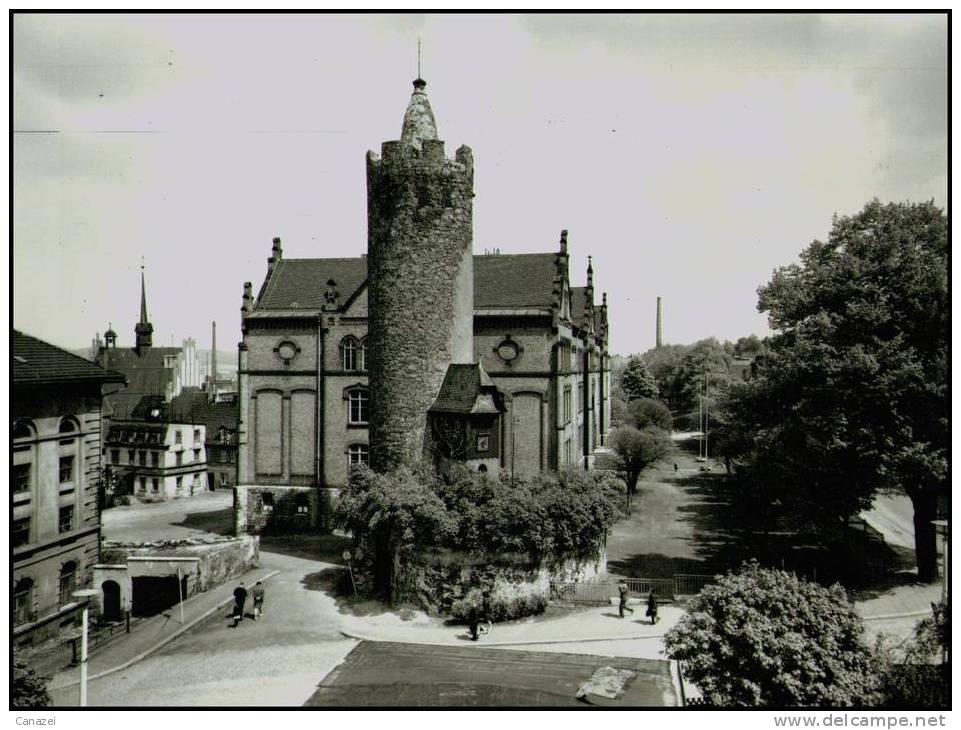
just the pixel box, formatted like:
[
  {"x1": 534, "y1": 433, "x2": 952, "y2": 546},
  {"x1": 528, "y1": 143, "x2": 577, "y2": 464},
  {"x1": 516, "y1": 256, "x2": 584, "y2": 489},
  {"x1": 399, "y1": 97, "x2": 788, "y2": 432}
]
[
  {"x1": 621, "y1": 356, "x2": 659, "y2": 401},
  {"x1": 724, "y1": 199, "x2": 948, "y2": 580},
  {"x1": 612, "y1": 424, "x2": 671, "y2": 512},
  {"x1": 664, "y1": 562, "x2": 880, "y2": 707},
  {"x1": 626, "y1": 397, "x2": 673, "y2": 432}
]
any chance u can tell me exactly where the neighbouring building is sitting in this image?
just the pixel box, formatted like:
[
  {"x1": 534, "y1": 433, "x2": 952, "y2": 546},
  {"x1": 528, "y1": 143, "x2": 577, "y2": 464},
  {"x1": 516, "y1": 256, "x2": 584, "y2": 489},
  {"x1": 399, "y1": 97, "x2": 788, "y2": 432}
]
[
  {"x1": 103, "y1": 396, "x2": 208, "y2": 501},
  {"x1": 236, "y1": 78, "x2": 611, "y2": 530},
  {"x1": 12, "y1": 330, "x2": 125, "y2": 649},
  {"x1": 94, "y1": 268, "x2": 208, "y2": 419},
  {"x1": 169, "y1": 387, "x2": 239, "y2": 490}
]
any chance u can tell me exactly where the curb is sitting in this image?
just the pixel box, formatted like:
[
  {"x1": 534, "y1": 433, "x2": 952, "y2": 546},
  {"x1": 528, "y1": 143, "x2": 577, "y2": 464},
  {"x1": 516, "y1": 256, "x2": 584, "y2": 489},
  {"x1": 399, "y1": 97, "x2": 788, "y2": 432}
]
[
  {"x1": 339, "y1": 626, "x2": 671, "y2": 647},
  {"x1": 860, "y1": 609, "x2": 932, "y2": 622},
  {"x1": 51, "y1": 569, "x2": 280, "y2": 691}
]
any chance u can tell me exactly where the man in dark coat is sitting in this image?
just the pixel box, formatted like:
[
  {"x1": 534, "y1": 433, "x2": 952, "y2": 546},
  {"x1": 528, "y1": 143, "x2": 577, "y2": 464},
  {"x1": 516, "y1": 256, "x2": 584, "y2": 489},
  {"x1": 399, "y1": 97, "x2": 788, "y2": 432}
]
[
  {"x1": 232, "y1": 582, "x2": 248, "y2": 627},
  {"x1": 646, "y1": 589, "x2": 658, "y2": 625},
  {"x1": 467, "y1": 602, "x2": 480, "y2": 641}
]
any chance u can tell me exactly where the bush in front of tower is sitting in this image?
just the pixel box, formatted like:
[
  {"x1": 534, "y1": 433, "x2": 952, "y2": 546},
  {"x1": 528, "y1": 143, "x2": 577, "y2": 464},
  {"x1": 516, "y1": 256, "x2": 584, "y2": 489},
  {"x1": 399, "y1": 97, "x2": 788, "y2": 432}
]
[{"x1": 336, "y1": 463, "x2": 623, "y2": 609}]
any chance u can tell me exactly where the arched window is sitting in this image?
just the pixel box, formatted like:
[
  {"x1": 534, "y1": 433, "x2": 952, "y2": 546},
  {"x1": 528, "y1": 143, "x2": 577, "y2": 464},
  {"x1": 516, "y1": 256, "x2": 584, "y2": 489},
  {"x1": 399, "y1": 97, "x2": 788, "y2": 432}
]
[
  {"x1": 347, "y1": 443, "x2": 369, "y2": 467},
  {"x1": 13, "y1": 420, "x2": 35, "y2": 441},
  {"x1": 347, "y1": 389, "x2": 368, "y2": 424},
  {"x1": 59, "y1": 417, "x2": 80, "y2": 435},
  {"x1": 59, "y1": 562, "x2": 78, "y2": 607},
  {"x1": 14, "y1": 577, "x2": 34, "y2": 626},
  {"x1": 341, "y1": 337, "x2": 360, "y2": 371}
]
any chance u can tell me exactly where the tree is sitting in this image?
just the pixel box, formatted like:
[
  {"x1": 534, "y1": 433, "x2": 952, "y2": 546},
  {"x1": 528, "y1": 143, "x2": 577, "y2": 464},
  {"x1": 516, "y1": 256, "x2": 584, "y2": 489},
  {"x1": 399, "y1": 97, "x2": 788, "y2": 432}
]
[
  {"x1": 621, "y1": 356, "x2": 658, "y2": 401},
  {"x1": 745, "y1": 199, "x2": 948, "y2": 581},
  {"x1": 612, "y1": 425, "x2": 671, "y2": 513},
  {"x1": 626, "y1": 397, "x2": 672, "y2": 432},
  {"x1": 664, "y1": 562, "x2": 881, "y2": 707},
  {"x1": 13, "y1": 659, "x2": 50, "y2": 708},
  {"x1": 336, "y1": 465, "x2": 457, "y2": 601}
]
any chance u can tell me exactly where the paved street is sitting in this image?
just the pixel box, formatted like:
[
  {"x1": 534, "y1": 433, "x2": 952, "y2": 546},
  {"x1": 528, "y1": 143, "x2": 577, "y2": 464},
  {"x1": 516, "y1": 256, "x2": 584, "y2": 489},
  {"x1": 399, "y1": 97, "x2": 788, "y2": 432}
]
[
  {"x1": 103, "y1": 490, "x2": 234, "y2": 542},
  {"x1": 307, "y1": 641, "x2": 679, "y2": 707},
  {"x1": 51, "y1": 549, "x2": 357, "y2": 706}
]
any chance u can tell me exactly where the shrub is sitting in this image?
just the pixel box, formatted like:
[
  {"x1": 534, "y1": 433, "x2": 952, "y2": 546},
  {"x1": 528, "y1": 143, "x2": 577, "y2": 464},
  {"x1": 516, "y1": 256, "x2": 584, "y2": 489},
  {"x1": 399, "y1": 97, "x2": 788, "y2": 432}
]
[
  {"x1": 664, "y1": 561, "x2": 881, "y2": 707},
  {"x1": 626, "y1": 398, "x2": 673, "y2": 432},
  {"x1": 13, "y1": 659, "x2": 50, "y2": 708},
  {"x1": 450, "y1": 588, "x2": 548, "y2": 623}
]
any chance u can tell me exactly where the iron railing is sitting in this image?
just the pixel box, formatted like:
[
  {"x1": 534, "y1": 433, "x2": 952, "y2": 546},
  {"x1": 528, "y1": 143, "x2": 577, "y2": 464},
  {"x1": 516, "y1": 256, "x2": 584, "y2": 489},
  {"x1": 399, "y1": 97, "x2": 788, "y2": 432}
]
[{"x1": 549, "y1": 574, "x2": 718, "y2": 606}]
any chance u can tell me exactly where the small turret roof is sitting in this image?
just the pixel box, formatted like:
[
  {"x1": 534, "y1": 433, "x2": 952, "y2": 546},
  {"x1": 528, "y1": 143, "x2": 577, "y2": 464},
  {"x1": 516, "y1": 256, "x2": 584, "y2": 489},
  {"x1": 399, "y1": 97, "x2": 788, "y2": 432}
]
[{"x1": 400, "y1": 78, "x2": 438, "y2": 151}]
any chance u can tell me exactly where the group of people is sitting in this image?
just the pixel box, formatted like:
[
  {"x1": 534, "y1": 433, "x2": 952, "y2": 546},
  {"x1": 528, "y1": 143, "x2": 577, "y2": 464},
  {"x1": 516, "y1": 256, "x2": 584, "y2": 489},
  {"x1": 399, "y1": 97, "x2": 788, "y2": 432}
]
[
  {"x1": 231, "y1": 580, "x2": 266, "y2": 627},
  {"x1": 617, "y1": 579, "x2": 658, "y2": 624}
]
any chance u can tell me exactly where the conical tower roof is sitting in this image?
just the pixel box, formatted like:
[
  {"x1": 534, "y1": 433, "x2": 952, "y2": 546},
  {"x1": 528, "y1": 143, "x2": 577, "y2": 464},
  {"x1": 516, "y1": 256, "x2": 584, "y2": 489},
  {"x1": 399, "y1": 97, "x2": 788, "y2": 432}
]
[{"x1": 400, "y1": 78, "x2": 438, "y2": 151}]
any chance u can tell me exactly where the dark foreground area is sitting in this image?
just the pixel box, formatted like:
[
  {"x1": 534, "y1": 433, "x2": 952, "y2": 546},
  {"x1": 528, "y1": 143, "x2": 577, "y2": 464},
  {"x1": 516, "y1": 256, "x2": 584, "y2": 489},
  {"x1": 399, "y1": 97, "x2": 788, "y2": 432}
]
[{"x1": 307, "y1": 641, "x2": 679, "y2": 707}]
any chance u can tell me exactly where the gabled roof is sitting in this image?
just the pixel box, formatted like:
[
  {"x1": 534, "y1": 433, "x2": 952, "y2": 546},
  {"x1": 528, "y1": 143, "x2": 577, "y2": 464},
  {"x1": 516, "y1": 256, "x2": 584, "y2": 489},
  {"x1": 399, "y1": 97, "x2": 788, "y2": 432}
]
[
  {"x1": 429, "y1": 363, "x2": 504, "y2": 415},
  {"x1": 169, "y1": 390, "x2": 239, "y2": 435},
  {"x1": 473, "y1": 253, "x2": 558, "y2": 309},
  {"x1": 98, "y1": 346, "x2": 181, "y2": 418},
  {"x1": 13, "y1": 330, "x2": 126, "y2": 386},
  {"x1": 252, "y1": 252, "x2": 560, "y2": 314},
  {"x1": 257, "y1": 258, "x2": 369, "y2": 311}
]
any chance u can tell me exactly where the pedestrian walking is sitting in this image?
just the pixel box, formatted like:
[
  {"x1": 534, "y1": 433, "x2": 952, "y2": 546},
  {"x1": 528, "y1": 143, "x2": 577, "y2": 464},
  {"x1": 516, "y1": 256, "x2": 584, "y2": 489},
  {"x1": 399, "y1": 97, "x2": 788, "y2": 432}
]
[
  {"x1": 467, "y1": 602, "x2": 480, "y2": 641},
  {"x1": 617, "y1": 580, "x2": 634, "y2": 618},
  {"x1": 673, "y1": 462, "x2": 678, "y2": 474},
  {"x1": 252, "y1": 580, "x2": 265, "y2": 620},
  {"x1": 232, "y1": 581, "x2": 248, "y2": 627},
  {"x1": 646, "y1": 589, "x2": 658, "y2": 625}
]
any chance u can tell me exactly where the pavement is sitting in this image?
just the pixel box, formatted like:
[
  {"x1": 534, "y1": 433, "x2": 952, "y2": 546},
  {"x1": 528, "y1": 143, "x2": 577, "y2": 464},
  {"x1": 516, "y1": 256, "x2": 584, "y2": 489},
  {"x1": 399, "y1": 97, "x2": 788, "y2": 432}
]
[
  {"x1": 339, "y1": 601, "x2": 684, "y2": 648},
  {"x1": 49, "y1": 563, "x2": 279, "y2": 694}
]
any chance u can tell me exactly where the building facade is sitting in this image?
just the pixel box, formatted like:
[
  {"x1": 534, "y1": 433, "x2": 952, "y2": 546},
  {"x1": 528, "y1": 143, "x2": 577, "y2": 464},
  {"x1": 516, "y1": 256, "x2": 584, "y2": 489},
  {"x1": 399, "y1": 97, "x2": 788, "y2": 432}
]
[
  {"x1": 103, "y1": 397, "x2": 208, "y2": 502},
  {"x1": 13, "y1": 330, "x2": 125, "y2": 648},
  {"x1": 236, "y1": 79, "x2": 612, "y2": 522}
]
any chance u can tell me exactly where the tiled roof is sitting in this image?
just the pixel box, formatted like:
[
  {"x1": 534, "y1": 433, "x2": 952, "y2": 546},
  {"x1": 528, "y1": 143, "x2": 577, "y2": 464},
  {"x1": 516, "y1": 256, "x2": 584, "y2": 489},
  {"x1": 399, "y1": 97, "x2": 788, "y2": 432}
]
[
  {"x1": 257, "y1": 258, "x2": 369, "y2": 310},
  {"x1": 13, "y1": 330, "x2": 126, "y2": 385},
  {"x1": 429, "y1": 363, "x2": 504, "y2": 415},
  {"x1": 474, "y1": 253, "x2": 558, "y2": 309},
  {"x1": 168, "y1": 391, "x2": 239, "y2": 435},
  {"x1": 254, "y1": 253, "x2": 560, "y2": 313},
  {"x1": 98, "y1": 346, "x2": 181, "y2": 418}
]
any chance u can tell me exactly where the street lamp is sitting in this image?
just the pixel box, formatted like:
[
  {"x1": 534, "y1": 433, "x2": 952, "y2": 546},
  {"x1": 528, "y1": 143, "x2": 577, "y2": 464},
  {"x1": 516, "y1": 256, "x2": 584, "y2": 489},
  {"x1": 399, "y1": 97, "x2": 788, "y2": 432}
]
[{"x1": 72, "y1": 588, "x2": 99, "y2": 707}]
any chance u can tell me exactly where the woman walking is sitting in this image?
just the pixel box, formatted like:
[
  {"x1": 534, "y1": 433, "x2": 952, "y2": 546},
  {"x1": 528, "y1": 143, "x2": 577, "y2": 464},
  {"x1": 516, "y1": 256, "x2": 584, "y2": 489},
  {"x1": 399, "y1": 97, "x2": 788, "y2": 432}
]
[{"x1": 645, "y1": 589, "x2": 658, "y2": 625}]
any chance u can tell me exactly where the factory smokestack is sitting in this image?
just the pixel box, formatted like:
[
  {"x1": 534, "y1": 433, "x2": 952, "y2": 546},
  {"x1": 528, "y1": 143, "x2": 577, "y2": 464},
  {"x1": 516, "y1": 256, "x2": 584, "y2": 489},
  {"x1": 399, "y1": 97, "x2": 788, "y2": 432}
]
[
  {"x1": 211, "y1": 321, "x2": 218, "y2": 401},
  {"x1": 656, "y1": 297, "x2": 663, "y2": 348}
]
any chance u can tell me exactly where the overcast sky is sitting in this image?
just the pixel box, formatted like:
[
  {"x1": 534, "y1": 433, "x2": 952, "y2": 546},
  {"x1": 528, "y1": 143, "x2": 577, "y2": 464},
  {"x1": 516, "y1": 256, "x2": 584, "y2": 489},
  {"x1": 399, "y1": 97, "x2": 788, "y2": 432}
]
[{"x1": 13, "y1": 13, "x2": 948, "y2": 356}]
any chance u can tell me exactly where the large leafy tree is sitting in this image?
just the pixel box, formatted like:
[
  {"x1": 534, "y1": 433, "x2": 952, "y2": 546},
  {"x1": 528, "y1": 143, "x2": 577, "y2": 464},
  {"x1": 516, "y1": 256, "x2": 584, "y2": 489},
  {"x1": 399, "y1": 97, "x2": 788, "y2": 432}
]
[
  {"x1": 664, "y1": 562, "x2": 881, "y2": 707},
  {"x1": 621, "y1": 356, "x2": 659, "y2": 401},
  {"x1": 744, "y1": 199, "x2": 948, "y2": 581},
  {"x1": 13, "y1": 659, "x2": 50, "y2": 708}
]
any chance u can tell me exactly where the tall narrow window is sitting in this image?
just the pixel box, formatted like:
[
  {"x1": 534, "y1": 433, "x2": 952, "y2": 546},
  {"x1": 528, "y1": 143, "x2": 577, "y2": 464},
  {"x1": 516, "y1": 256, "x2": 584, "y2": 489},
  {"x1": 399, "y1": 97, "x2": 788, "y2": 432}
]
[
  {"x1": 175, "y1": 430, "x2": 182, "y2": 445},
  {"x1": 59, "y1": 456, "x2": 74, "y2": 483},
  {"x1": 12, "y1": 518, "x2": 31, "y2": 548},
  {"x1": 59, "y1": 506, "x2": 74, "y2": 533},
  {"x1": 176, "y1": 451, "x2": 183, "y2": 467},
  {"x1": 13, "y1": 463, "x2": 30, "y2": 493},
  {"x1": 341, "y1": 337, "x2": 360, "y2": 371},
  {"x1": 347, "y1": 389, "x2": 368, "y2": 424},
  {"x1": 14, "y1": 578, "x2": 34, "y2": 626},
  {"x1": 58, "y1": 562, "x2": 78, "y2": 607},
  {"x1": 151, "y1": 452, "x2": 159, "y2": 467},
  {"x1": 296, "y1": 493, "x2": 309, "y2": 515}
]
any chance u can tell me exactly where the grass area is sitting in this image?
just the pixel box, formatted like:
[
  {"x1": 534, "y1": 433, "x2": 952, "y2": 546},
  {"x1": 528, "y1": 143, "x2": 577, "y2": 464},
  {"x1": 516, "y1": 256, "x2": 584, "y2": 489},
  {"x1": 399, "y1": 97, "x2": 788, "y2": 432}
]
[{"x1": 607, "y1": 438, "x2": 919, "y2": 598}]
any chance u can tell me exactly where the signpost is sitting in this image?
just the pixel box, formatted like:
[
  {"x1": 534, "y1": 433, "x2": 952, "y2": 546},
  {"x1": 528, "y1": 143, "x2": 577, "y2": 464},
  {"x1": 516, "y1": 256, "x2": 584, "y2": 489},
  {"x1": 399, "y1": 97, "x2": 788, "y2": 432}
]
[{"x1": 343, "y1": 549, "x2": 358, "y2": 596}]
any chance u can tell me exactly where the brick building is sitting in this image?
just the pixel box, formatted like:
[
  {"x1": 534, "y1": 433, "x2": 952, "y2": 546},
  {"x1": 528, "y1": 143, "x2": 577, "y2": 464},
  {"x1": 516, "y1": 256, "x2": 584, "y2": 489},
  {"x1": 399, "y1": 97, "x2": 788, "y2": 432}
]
[
  {"x1": 236, "y1": 78, "x2": 612, "y2": 528},
  {"x1": 12, "y1": 330, "x2": 125, "y2": 648}
]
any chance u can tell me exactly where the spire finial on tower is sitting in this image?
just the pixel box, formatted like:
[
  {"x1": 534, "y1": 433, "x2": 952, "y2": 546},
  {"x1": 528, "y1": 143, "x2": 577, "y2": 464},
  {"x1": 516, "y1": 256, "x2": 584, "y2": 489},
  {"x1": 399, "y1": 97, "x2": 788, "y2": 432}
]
[
  {"x1": 139, "y1": 262, "x2": 148, "y2": 325},
  {"x1": 418, "y1": 37, "x2": 421, "y2": 79},
  {"x1": 135, "y1": 260, "x2": 154, "y2": 351}
]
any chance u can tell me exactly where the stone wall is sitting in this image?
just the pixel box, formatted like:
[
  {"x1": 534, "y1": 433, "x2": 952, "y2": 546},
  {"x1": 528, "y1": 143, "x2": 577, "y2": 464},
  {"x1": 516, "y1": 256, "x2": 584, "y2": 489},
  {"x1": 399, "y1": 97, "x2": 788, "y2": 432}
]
[
  {"x1": 366, "y1": 141, "x2": 474, "y2": 472},
  {"x1": 234, "y1": 484, "x2": 326, "y2": 534},
  {"x1": 392, "y1": 547, "x2": 607, "y2": 616}
]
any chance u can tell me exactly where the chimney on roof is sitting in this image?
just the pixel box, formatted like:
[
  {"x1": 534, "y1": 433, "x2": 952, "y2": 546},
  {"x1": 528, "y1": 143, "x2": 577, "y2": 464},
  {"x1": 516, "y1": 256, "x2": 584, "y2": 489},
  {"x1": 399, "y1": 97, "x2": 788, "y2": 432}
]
[
  {"x1": 559, "y1": 229, "x2": 568, "y2": 256},
  {"x1": 242, "y1": 282, "x2": 254, "y2": 315},
  {"x1": 210, "y1": 321, "x2": 218, "y2": 402}
]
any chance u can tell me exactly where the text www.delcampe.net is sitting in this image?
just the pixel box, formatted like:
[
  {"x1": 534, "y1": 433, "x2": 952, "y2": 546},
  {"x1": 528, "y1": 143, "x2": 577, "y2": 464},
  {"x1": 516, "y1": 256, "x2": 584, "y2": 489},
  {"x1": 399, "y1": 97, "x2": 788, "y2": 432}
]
[{"x1": 774, "y1": 715, "x2": 947, "y2": 728}]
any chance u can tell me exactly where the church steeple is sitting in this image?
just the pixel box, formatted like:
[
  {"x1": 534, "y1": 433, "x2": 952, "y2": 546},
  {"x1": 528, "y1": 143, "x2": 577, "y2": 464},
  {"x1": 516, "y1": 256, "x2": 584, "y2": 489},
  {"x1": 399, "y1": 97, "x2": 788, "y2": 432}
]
[{"x1": 135, "y1": 264, "x2": 153, "y2": 352}]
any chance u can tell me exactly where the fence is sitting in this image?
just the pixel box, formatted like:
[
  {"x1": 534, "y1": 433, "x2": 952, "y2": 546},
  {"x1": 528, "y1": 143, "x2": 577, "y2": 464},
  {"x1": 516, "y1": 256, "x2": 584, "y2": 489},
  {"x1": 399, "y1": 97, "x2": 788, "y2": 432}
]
[{"x1": 550, "y1": 574, "x2": 717, "y2": 606}]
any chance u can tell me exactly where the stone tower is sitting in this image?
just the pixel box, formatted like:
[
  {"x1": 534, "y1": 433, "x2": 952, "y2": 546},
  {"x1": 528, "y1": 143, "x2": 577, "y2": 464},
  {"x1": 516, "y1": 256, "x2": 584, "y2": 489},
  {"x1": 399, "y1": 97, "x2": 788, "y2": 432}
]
[{"x1": 366, "y1": 78, "x2": 474, "y2": 472}]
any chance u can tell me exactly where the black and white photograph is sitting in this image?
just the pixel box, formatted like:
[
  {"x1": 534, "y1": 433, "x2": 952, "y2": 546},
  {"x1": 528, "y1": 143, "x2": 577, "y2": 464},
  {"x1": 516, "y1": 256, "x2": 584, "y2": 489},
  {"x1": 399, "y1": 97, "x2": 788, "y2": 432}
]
[{"x1": 10, "y1": 10, "x2": 949, "y2": 718}]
